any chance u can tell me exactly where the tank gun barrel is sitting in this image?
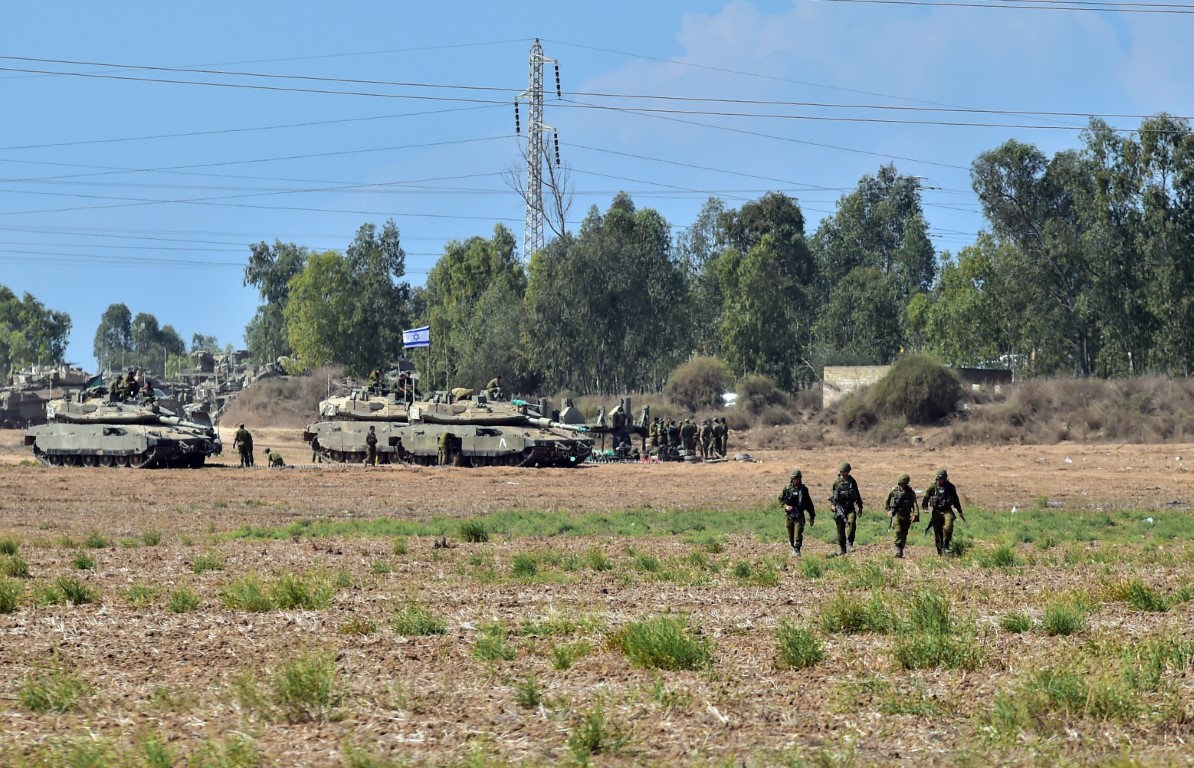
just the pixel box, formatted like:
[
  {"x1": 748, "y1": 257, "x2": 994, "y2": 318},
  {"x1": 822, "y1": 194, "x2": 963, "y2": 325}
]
[{"x1": 526, "y1": 416, "x2": 588, "y2": 433}]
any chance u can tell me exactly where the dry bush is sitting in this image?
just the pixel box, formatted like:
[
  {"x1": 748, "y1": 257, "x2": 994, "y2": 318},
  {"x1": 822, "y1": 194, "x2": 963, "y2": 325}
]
[
  {"x1": 664, "y1": 357, "x2": 731, "y2": 412},
  {"x1": 736, "y1": 374, "x2": 789, "y2": 416},
  {"x1": 791, "y1": 385, "x2": 823, "y2": 413},
  {"x1": 758, "y1": 405, "x2": 793, "y2": 427},
  {"x1": 723, "y1": 409, "x2": 751, "y2": 431},
  {"x1": 220, "y1": 367, "x2": 343, "y2": 429},
  {"x1": 869, "y1": 354, "x2": 962, "y2": 425}
]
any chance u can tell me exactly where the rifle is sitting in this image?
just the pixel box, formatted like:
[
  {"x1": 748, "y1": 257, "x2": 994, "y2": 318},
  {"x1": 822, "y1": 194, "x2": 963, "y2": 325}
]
[{"x1": 887, "y1": 514, "x2": 894, "y2": 531}]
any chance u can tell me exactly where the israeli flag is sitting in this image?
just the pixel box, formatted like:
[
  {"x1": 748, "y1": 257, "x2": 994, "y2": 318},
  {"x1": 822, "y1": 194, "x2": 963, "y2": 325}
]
[{"x1": 402, "y1": 325, "x2": 431, "y2": 348}]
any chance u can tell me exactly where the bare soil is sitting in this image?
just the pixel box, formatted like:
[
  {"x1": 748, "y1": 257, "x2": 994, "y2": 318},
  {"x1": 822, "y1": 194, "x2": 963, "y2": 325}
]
[{"x1": 1, "y1": 428, "x2": 1193, "y2": 765}]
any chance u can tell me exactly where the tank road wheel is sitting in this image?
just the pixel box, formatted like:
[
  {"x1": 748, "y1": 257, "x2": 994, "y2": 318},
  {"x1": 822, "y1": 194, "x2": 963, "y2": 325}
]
[
  {"x1": 117, "y1": 455, "x2": 131, "y2": 467},
  {"x1": 101, "y1": 456, "x2": 116, "y2": 467},
  {"x1": 82, "y1": 455, "x2": 99, "y2": 467},
  {"x1": 128, "y1": 452, "x2": 150, "y2": 469}
]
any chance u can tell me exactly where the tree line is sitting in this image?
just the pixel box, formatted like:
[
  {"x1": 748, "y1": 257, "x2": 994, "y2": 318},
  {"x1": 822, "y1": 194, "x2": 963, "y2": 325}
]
[
  {"x1": 239, "y1": 113, "x2": 1194, "y2": 393},
  {"x1": 9, "y1": 114, "x2": 1191, "y2": 393}
]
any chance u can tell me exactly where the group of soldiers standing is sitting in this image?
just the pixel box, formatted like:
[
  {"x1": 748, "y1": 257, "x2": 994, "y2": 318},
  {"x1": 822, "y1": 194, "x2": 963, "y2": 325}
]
[
  {"x1": 780, "y1": 464, "x2": 964, "y2": 558},
  {"x1": 647, "y1": 416, "x2": 730, "y2": 459}
]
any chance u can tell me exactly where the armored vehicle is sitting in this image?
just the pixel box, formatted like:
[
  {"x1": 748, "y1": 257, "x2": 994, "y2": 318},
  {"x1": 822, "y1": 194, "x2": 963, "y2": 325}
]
[
  {"x1": 304, "y1": 389, "x2": 412, "y2": 464},
  {"x1": 394, "y1": 394, "x2": 592, "y2": 467},
  {"x1": 25, "y1": 392, "x2": 222, "y2": 468}
]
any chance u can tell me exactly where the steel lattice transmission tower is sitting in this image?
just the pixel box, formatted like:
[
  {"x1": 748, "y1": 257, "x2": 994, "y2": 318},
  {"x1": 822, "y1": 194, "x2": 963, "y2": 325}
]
[{"x1": 515, "y1": 39, "x2": 560, "y2": 261}]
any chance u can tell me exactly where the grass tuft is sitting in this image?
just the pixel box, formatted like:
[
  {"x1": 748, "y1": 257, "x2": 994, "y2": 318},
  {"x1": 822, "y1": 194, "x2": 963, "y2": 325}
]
[
  {"x1": 776, "y1": 622, "x2": 825, "y2": 669},
  {"x1": 1041, "y1": 601, "x2": 1088, "y2": 636},
  {"x1": 270, "y1": 651, "x2": 342, "y2": 723},
  {"x1": 0, "y1": 536, "x2": 19, "y2": 556},
  {"x1": 611, "y1": 614, "x2": 712, "y2": 671},
  {"x1": 168, "y1": 587, "x2": 200, "y2": 613},
  {"x1": 1000, "y1": 611, "x2": 1033, "y2": 634},
  {"x1": 0, "y1": 577, "x2": 23, "y2": 613},
  {"x1": 568, "y1": 701, "x2": 630, "y2": 761},
  {"x1": 820, "y1": 592, "x2": 895, "y2": 634},
  {"x1": 73, "y1": 552, "x2": 97, "y2": 571},
  {"x1": 1107, "y1": 578, "x2": 1171, "y2": 612},
  {"x1": 550, "y1": 640, "x2": 594, "y2": 670},
  {"x1": 391, "y1": 602, "x2": 448, "y2": 636},
  {"x1": 514, "y1": 675, "x2": 542, "y2": 709},
  {"x1": 192, "y1": 552, "x2": 226, "y2": 574},
  {"x1": 474, "y1": 623, "x2": 516, "y2": 662},
  {"x1": 19, "y1": 660, "x2": 93, "y2": 713},
  {"x1": 0, "y1": 554, "x2": 30, "y2": 579},
  {"x1": 56, "y1": 575, "x2": 99, "y2": 605},
  {"x1": 458, "y1": 520, "x2": 490, "y2": 543}
]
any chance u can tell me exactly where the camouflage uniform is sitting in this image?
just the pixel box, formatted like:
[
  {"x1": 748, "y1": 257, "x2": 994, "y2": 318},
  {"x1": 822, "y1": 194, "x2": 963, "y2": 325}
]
[
  {"x1": 779, "y1": 470, "x2": 816, "y2": 555},
  {"x1": 267, "y1": 450, "x2": 285, "y2": 467},
  {"x1": 830, "y1": 462, "x2": 864, "y2": 555},
  {"x1": 712, "y1": 418, "x2": 726, "y2": 457},
  {"x1": 666, "y1": 421, "x2": 681, "y2": 451},
  {"x1": 680, "y1": 419, "x2": 698, "y2": 453},
  {"x1": 648, "y1": 418, "x2": 660, "y2": 450},
  {"x1": 884, "y1": 474, "x2": 918, "y2": 558},
  {"x1": 437, "y1": 431, "x2": 450, "y2": 466},
  {"x1": 922, "y1": 469, "x2": 964, "y2": 555},
  {"x1": 699, "y1": 420, "x2": 713, "y2": 459},
  {"x1": 366, "y1": 426, "x2": 378, "y2": 467},
  {"x1": 233, "y1": 425, "x2": 254, "y2": 468}
]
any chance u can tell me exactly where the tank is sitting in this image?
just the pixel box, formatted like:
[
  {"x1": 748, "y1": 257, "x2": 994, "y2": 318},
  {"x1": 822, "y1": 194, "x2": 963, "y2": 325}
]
[
  {"x1": 304, "y1": 388, "x2": 593, "y2": 467},
  {"x1": 303, "y1": 389, "x2": 411, "y2": 464},
  {"x1": 24, "y1": 393, "x2": 222, "y2": 468}
]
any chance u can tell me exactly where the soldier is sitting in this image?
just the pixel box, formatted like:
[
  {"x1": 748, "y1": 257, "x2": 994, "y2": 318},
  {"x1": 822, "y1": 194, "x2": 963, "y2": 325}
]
[
  {"x1": 666, "y1": 420, "x2": 681, "y2": 452},
  {"x1": 884, "y1": 474, "x2": 919, "y2": 558},
  {"x1": 365, "y1": 425, "x2": 378, "y2": 467},
  {"x1": 437, "y1": 431, "x2": 451, "y2": 466},
  {"x1": 109, "y1": 374, "x2": 125, "y2": 403},
  {"x1": 485, "y1": 376, "x2": 502, "y2": 400},
  {"x1": 720, "y1": 417, "x2": 731, "y2": 457},
  {"x1": 393, "y1": 435, "x2": 412, "y2": 464},
  {"x1": 706, "y1": 420, "x2": 725, "y2": 456},
  {"x1": 680, "y1": 418, "x2": 698, "y2": 454},
  {"x1": 699, "y1": 419, "x2": 713, "y2": 459},
  {"x1": 829, "y1": 462, "x2": 864, "y2": 555},
  {"x1": 922, "y1": 468, "x2": 965, "y2": 555},
  {"x1": 233, "y1": 424, "x2": 254, "y2": 468},
  {"x1": 368, "y1": 368, "x2": 382, "y2": 393},
  {"x1": 141, "y1": 379, "x2": 156, "y2": 407},
  {"x1": 648, "y1": 417, "x2": 660, "y2": 451},
  {"x1": 265, "y1": 449, "x2": 285, "y2": 468},
  {"x1": 780, "y1": 469, "x2": 816, "y2": 556}
]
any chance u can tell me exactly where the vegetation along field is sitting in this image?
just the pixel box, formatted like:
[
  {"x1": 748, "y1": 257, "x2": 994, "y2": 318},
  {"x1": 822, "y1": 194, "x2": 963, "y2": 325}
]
[{"x1": 1, "y1": 438, "x2": 1193, "y2": 766}]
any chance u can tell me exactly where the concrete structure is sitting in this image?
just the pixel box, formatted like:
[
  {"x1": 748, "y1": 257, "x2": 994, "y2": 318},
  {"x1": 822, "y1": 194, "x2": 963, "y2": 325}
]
[{"x1": 822, "y1": 365, "x2": 1013, "y2": 408}]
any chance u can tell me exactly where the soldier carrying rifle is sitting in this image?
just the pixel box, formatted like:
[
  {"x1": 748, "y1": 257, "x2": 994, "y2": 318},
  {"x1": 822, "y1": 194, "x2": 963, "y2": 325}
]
[{"x1": 922, "y1": 468, "x2": 965, "y2": 555}]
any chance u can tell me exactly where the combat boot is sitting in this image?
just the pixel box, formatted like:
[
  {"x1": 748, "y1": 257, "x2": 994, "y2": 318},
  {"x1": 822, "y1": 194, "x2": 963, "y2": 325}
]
[{"x1": 895, "y1": 547, "x2": 904, "y2": 558}]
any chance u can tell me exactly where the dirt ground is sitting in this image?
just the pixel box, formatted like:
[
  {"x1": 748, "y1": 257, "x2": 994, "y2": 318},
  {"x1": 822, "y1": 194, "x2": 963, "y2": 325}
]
[{"x1": 1, "y1": 427, "x2": 1193, "y2": 765}]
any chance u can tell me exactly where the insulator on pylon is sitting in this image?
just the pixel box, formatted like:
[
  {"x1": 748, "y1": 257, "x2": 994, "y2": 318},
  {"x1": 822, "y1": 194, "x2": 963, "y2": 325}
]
[
  {"x1": 514, "y1": 102, "x2": 520, "y2": 135},
  {"x1": 553, "y1": 133, "x2": 561, "y2": 166},
  {"x1": 554, "y1": 65, "x2": 562, "y2": 98}
]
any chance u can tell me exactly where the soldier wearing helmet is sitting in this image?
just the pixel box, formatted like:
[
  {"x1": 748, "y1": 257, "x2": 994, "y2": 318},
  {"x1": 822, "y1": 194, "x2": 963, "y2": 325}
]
[
  {"x1": 884, "y1": 473, "x2": 918, "y2": 558},
  {"x1": 829, "y1": 462, "x2": 864, "y2": 555},
  {"x1": 921, "y1": 468, "x2": 965, "y2": 555},
  {"x1": 779, "y1": 469, "x2": 816, "y2": 556}
]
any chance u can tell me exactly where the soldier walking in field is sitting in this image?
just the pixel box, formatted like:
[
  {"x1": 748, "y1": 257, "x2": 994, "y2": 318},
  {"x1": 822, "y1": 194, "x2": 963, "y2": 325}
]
[
  {"x1": 233, "y1": 424, "x2": 254, "y2": 468},
  {"x1": 884, "y1": 474, "x2": 918, "y2": 558},
  {"x1": 922, "y1": 468, "x2": 965, "y2": 555},
  {"x1": 365, "y1": 425, "x2": 378, "y2": 467},
  {"x1": 780, "y1": 470, "x2": 816, "y2": 556},
  {"x1": 830, "y1": 462, "x2": 864, "y2": 555}
]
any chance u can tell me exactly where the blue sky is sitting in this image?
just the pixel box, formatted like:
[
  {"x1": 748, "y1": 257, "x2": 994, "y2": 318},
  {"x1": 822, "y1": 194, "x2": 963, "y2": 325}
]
[{"x1": 3, "y1": 1, "x2": 1190, "y2": 371}]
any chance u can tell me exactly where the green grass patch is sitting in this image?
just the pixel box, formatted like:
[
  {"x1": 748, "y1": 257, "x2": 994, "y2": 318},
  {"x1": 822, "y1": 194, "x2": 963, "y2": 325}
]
[
  {"x1": 819, "y1": 592, "x2": 896, "y2": 634},
  {"x1": 1000, "y1": 611, "x2": 1033, "y2": 633},
  {"x1": 0, "y1": 536, "x2": 19, "y2": 555},
  {"x1": 141, "y1": 529, "x2": 162, "y2": 547},
  {"x1": 568, "y1": 701, "x2": 630, "y2": 761},
  {"x1": 892, "y1": 627, "x2": 983, "y2": 670},
  {"x1": 270, "y1": 651, "x2": 342, "y2": 723},
  {"x1": 219, "y1": 571, "x2": 337, "y2": 612},
  {"x1": 610, "y1": 614, "x2": 712, "y2": 671},
  {"x1": 391, "y1": 602, "x2": 448, "y2": 636},
  {"x1": 168, "y1": 587, "x2": 200, "y2": 613},
  {"x1": 19, "y1": 661, "x2": 93, "y2": 713},
  {"x1": 513, "y1": 675, "x2": 542, "y2": 709},
  {"x1": 550, "y1": 640, "x2": 594, "y2": 670},
  {"x1": 585, "y1": 547, "x2": 612, "y2": 571},
  {"x1": 1106, "y1": 578, "x2": 1173, "y2": 612},
  {"x1": 458, "y1": 519, "x2": 490, "y2": 543},
  {"x1": 474, "y1": 623, "x2": 516, "y2": 662},
  {"x1": 125, "y1": 583, "x2": 157, "y2": 607},
  {"x1": 511, "y1": 552, "x2": 539, "y2": 579},
  {"x1": 978, "y1": 543, "x2": 1022, "y2": 568},
  {"x1": 83, "y1": 531, "x2": 109, "y2": 549},
  {"x1": 0, "y1": 555, "x2": 30, "y2": 579},
  {"x1": 73, "y1": 552, "x2": 96, "y2": 570},
  {"x1": 776, "y1": 622, "x2": 824, "y2": 669},
  {"x1": 192, "y1": 552, "x2": 226, "y2": 574},
  {"x1": 0, "y1": 577, "x2": 23, "y2": 613},
  {"x1": 56, "y1": 575, "x2": 99, "y2": 605},
  {"x1": 1041, "y1": 601, "x2": 1088, "y2": 636}
]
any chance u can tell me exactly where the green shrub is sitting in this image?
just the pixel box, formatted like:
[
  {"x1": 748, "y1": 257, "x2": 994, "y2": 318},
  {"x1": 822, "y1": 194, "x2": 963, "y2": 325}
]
[
  {"x1": 776, "y1": 623, "x2": 824, "y2": 669},
  {"x1": 665, "y1": 356, "x2": 732, "y2": 411},
  {"x1": 568, "y1": 701, "x2": 630, "y2": 760},
  {"x1": 169, "y1": 588, "x2": 200, "y2": 613},
  {"x1": 511, "y1": 552, "x2": 539, "y2": 579},
  {"x1": 979, "y1": 544, "x2": 1021, "y2": 568},
  {"x1": 270, "y1": 651, "x2": 341, "y2": 723},
  {"x1": 892, "y1": 629, "x2": 983, "y2": 670},
  {"x1": 611, "y1": 614, "x2": 712, "y2": 671},
  {"x1": 550, "y1": 640, "x2": 593, "y2": 670},
  {"x1": 0, "y1": 577, "x2": 23, "y2": 613},
  {"x1": 219, "y1": 575, "x2": 274, "y2": 612},
  {"x1": 83, "y1": 531, "x2": 109, "y2": 549},
  {"x1": 73, "y1": 552, "x2": 96, "y2": 570},
  {"x1": 1000, "y1": 611, "x2": 1033, "y2": 633},
  {"x1": 392, "y1": 536, "x2": 409, "y2": 555},
  {"x1": 906, "y1": 589, "x2": 955, "y2": 634},
  {"x1": 634, "y1": 554, "x2": 661, "y2": 573},
  {"x1": 141, "y1": 529, "x2": 163, "y2": 547},
  {"x1": 458, "y1": 520, "x2": 489, "y2": 543},
  {"x1": 56, "y1": 576, "x2": 99, "y2": 605},
  {"x1": 392, "y1": 603, "x2": 447, "y2": 636},
  {"x1": 0, "y1": 555, "x2": 30, "y2": 579},
  {"x1": 0, "y1": 536, "x2": 19, "y2": 555},
  {"x1": 868, "y1": 353, "x2": 962, "y2": 424},
  {"x1": 126, "y1": 583, "x2": 157, "y2": 607},
  {"x1": 820, "y1": 592, "x2": 895, "y2": 634},
  {"x1": 737, "y1": 373, "x2": 789, "y2": 416},
  {"x1": 1041, "y1": 601, "x2": 1087, "y2": 636},
  {"x1": 838, "y1": 391, "x2": 878, "y2": 432},
  {"x1": 474, "y1": 624, "x2": 516, "y2": 662},
  {"x1": 799, "y1": 556, "x2": 825, "y2": 579},
  {"x1": 270, "y1": 572, "x2": 335, "y2": 610},
  {"x1": 585, "y1": 547, "x2": 612, "y2": 571},
  {"x1": 514, "y1": 676, "x2": 542, "y2": 709},
  {"x1": 1108, "y1": 578, "x2": 1171, "y2": 612}
]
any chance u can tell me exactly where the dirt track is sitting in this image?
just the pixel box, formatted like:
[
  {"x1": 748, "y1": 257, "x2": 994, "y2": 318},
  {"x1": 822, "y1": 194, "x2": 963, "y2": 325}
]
[{"x1": 2, "y1": 429, "x2": 1193, "y2": 765}]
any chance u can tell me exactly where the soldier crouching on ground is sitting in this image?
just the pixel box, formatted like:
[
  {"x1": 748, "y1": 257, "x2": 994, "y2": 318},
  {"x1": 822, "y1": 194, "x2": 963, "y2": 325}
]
[
  {"x1": 265, "y1": 448, "x2": 285, "y2": 468},
  {"x1": 780, "y1": 470, "x2": 815, "y2": 556},
  {"x1": 830, "y1": 462, "x2": 864, "y2": 555},
  {"x1": 884, "y1": 474, "x2": 918, "y2": 558},
  {"x1": 922, "y1": 468, "x2": 965, "y2": 555}
]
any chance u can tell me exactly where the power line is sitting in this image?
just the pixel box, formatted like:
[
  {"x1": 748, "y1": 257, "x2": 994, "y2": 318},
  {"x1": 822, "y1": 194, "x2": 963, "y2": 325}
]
[{"x1": 816, "y1": 0, "x2": 1194, "y2": 12}]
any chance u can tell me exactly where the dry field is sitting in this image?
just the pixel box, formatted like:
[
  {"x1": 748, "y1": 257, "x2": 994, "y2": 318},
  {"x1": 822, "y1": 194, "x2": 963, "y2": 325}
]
[{"x1": 1, "y1": 427, "x2": 1193, "y2": 766}]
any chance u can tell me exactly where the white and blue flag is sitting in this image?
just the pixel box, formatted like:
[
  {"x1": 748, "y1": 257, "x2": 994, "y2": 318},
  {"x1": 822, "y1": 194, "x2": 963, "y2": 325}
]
[{"x1": 402, "y1": 325, "x2": 430, "y2": 348}]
